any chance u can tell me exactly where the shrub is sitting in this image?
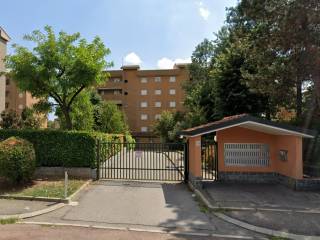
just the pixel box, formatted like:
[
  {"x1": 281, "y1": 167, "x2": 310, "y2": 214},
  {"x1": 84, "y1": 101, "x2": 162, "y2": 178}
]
[
  {"x1": 0, "y1": 130, "x2": 124, "y2": 168},
  {"x1": 0, "y1": 137, "x2": 36, "y2": 184}
]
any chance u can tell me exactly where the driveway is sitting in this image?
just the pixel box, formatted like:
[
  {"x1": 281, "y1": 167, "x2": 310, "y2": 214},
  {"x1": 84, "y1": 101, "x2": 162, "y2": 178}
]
[{"x1": 23, "y1": 181, "x2": 265, "y2": 238}]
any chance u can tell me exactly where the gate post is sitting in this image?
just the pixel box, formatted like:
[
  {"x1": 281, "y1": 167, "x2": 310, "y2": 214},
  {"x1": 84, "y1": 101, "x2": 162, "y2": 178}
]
[
  {"x1": 96, "y1": 140, "x2": 100, "y2": 180},
  {"x1": 184, "y1": 141, "x2": 189, "y2": 183},
  {"x1": 187, "y1": 136, "x2": 202, "y2": 187}
]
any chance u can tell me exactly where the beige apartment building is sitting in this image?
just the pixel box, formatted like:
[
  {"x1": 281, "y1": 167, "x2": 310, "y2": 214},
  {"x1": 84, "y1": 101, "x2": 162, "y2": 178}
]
[
  {"x1": 98, "y1": 64, "x2": 190, "y2": 141},
  {"x1": 0, "y1": 27, "x2": 10, "y2": 115},
  {"x1": 5, "y1": 76, "x2": 39, "y2": 114}
]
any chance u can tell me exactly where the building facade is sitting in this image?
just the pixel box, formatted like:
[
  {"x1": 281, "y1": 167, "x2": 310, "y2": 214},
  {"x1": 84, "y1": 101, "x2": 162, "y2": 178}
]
[
  {"x1": 98, "y1": 64, "x2": 189, "y2": 141},
  {"x1": 0, "y1": 27, "x2": 10, "y2": 115}
]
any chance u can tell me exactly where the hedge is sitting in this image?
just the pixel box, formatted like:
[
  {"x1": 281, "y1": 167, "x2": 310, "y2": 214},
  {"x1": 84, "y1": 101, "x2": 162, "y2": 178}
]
[{"x1": 0, "y1": 130, "x2": 123, "y2": 168}]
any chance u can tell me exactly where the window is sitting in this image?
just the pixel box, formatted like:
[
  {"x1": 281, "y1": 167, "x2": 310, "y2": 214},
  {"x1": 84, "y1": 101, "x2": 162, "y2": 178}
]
[
  {"x1": 155, "y1": 102, "x2": 161, "y2": 107},
  {"x1": 113, "y1": 78, "x2": 121, "y2": 83},
  {"x1": 18, "y1": 104, "x2": 24, "y2": 110},
  {"x1": 141, "y1": 127, "x2": 148, "y2": 132},
  {"x1": 124, "y1": 92, "x2": 128, "y2": 95},
  {"x1": 5, "y1": 78, "x2": 9, "y2": 85},
  {"x1": 140, "y1": 102, "x2": 148, "y2": 108},
  {"x1": 141, "y1": 77, "x2": 148, "y2": 83},
  {"x1": 155, "y1": 114, "x2": 161, "y2": 120},
  {"x1": 169, "y1": 89, "x2": 176, "y2": 95},
  {"x1": 141, "y1": 89, "x2": 148, "y2": 95},
  {"x1": 5, "y1": 91, "x2": 9, "y2": 97},
  {"x1": 169, "y1": 76, "x2": 176, "y2": 82},
  {"x1": 224, "y1": 143, "x2": 270, "y2": 167},
  {"x1": 155, "y1": 77, "x2": 161, "y2": 82},
  {"x1": 141, "y1": 114, "x2": 148, "y2": 120},
  {"x1": 155, "y1": 89, "x2": 161, "y2": 95},
  {"x1": 114, "y1": 90, "x2": 121, "y2": 95},
  {"x1": 5, "y1": 102, "x2": 9, "y2": 109},
  {"x1": 169, "y1": 101, "x2": 176, "y2": 108}
]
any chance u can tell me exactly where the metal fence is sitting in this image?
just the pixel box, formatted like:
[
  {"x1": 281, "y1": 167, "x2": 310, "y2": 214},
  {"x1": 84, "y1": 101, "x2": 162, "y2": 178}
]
[
  {"x1": 201, "y1": 141, "x2": 218, "y2": 180},
  {"x1": 96, "y1": 141, "x2": 188, "y2": 182}
]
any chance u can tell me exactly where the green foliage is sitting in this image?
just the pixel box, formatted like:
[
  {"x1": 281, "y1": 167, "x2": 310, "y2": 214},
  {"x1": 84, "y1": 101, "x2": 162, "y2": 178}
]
[
  {"x1": 153, "y1": 111, "x2": 186, "y2": 142},
  {"x1": 0, "y1": 137, "x2": 36, "y2": 184},
  {"x1": 56, "y1": 90, "x2": 94, "y2": 131},
  {"x1": 211, "y1": 40, "x2": 267, "y2": 119},
  {"x1": 0, "y1": 130, "x2": 122, "y2": 168},
  {"x1": 227, "y1": 0, "x2": 320, "y2": 122},
  {"x1": 5, "y1": 26, "x2": 112, "y2": 129},
  {"x1": 0, "y1": 110, "x2": 20, "y2": 129},
  {"x1": 0, "y1": 108, "x2": 41, "y2": 130},
  {"x1": 94, "y1": 101, "x2": 129, "y2": 134},
  {"x1": 20, "y1": 108, "x2": 41, "y2": 129}
]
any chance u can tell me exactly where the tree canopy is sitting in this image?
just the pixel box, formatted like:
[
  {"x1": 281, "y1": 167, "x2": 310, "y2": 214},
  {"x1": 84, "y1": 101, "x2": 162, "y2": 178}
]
[{"x1": 5, "y1": 26, "x2": 112, "y2": 130}]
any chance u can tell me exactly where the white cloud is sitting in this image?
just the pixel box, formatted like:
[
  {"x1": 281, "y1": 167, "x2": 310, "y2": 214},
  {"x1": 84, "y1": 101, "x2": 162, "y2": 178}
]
[
  {"x1": 196, "y1": 1, "x2": 210, "y2": 20},
  {"x1": 199, "y1": 7, "x2": 210, "y2": 20},
  {"x1": 157, "y1": 57, "x2": 191, "y2": 69},
  {"x1": 123, "y1": 52, "x2": 142, "y2": 65}
]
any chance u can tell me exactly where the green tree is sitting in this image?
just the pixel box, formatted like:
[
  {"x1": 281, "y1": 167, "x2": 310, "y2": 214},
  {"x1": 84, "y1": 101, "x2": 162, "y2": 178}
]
[
  {"x1": 20, "y1": 107, "x2": 41, "y2": 129},
  {"x1": 56, "y1": 90, "x2": 94, "y2": 131},
  {"x1": 184, "y1": 39, "x2": 216, "y2": 121},
  {"x1": 0, "y1": 110, "x2": 21, "y2": 129},
  {"x1": 211, "y1": 35, "x2": 267, "y2": 119},
  {"x1": 5, "y1": 26, "x2": 112, "y2": 130},
  {"x1": 153, "y1": 111, "x2": 187, "y2": 142},
  {"x1": 227, "y1": 0, "x2": 320, "y2": 123},
  {"x1": 94, "y1": 101, "x2": 128, "y2": 134}
]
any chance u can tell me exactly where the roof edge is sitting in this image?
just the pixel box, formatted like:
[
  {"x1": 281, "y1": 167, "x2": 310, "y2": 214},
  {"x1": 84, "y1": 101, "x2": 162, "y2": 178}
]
[{"x1": 180, "y1": 115, "x2": 317, "y2": 138}]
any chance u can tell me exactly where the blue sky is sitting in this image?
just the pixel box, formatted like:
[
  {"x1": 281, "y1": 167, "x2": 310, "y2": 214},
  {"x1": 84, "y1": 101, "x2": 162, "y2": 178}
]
[{"x1": 2, "y1": 0, "x2": 237, "y2": 69}]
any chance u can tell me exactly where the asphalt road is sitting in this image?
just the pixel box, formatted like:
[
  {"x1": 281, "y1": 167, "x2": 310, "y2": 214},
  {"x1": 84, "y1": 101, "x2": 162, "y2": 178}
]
[{"x1": 0, "y1": 224, "x2": 246, "y2": 240}]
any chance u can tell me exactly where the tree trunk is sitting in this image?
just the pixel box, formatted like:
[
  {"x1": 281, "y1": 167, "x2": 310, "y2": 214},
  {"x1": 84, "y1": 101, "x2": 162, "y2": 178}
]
[
  {"x1": 62, "y1": 107, "x2": 73, "y2": 130},
  {"x1": 296, "y1": 77, "x2": 302, "y2": 120}
]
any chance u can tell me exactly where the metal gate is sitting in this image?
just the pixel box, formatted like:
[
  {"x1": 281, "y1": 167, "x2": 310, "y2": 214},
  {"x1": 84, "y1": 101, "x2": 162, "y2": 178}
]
[
  {"x1": 201, "y1": 141, "x2": 218, "y2": 181},
  {"x1": 96, "y1": 141, "x2": 188, "y2": 182}
]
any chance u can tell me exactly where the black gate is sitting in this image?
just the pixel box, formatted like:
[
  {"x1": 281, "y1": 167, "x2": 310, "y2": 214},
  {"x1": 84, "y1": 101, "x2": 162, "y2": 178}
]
[
  {"x1": 96, "y1": 141, "x2": 188, "y2": 182},
  {"x1": 201, "y1": 141, "x2": 218, "y2": 180}
]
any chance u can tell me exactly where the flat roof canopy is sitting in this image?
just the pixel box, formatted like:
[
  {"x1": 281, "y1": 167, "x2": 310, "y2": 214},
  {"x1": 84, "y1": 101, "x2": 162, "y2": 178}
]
[{"x1": 180, "y1": 114, "x2": 316, "y2": 138}]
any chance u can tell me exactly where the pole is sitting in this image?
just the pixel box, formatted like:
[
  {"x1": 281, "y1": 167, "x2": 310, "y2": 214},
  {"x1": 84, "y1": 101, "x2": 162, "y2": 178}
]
[{"x1": 64, "y1": 171, "x2": 68, "y2": 199}]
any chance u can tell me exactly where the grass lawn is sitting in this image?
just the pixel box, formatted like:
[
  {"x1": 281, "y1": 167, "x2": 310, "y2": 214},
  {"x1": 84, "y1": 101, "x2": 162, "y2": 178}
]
[{"x1": 1, "y1": 179, "x2": 87, "y2": 199}]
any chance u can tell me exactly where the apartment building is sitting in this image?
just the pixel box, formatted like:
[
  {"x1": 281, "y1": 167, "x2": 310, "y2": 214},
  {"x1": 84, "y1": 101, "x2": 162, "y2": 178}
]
[
  {"x1": 98, "y1": 64, "x2": 189, "y2": 141},
  {"x1": 0, "y1": 27, "x2": 10, "y2": 115}
]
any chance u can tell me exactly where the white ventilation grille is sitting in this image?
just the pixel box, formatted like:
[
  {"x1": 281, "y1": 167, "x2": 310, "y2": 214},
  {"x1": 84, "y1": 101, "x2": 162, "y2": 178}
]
[{"x1": 224, "y1": 143, "x2": 270, "y2": 167}]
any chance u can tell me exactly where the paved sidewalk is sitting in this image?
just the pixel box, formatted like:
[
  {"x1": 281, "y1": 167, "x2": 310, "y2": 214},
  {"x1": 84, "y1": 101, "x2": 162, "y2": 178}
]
[
  {"x1": 204, "y1": 182, "x2": 320, "y2": 211},
  {"x1": 0, "y1": 199, "x2": 55, "y2": 215},
  {"x1": 202, "y1": 182, "x2": 320, "y2": 237},
  {"x1": 22, "y1": 181, "x2": 266, "y2": 238}
]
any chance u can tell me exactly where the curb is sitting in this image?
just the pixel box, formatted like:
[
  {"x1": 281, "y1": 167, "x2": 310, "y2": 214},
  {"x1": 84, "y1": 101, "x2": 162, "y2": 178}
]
[
  {"x1": 20, "y1": 221, "x2": 255, "y2": 239},
  {"x1": 0, "y1": 180, "x2": 91, "y2": 204},
  {"x1": 188, "y1": 182, "x2": 320, "y2": 240},
  {"x1": 0, "y1": 180, "x2": 91, "y2": 220},
  {"x1": 201, "y1": 189, "x2": 320, "y2": 214},
  {"x1": 0, "y1": 203, "x2": 65, "y2": 220}
]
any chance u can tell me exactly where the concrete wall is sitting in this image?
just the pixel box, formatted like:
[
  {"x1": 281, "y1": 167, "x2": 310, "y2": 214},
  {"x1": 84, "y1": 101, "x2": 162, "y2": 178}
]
[
  {"x1": 216, "y1": 126, "x2": 303, "y2": 180},
  {"x1": 34, "y1": 167, "x2": 96, "y2": 179}
]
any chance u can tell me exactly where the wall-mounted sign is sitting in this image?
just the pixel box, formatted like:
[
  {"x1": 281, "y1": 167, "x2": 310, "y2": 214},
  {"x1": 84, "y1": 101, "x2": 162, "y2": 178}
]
[{"x1": 279, "y1": 149, "x2": 288, "y2": 161}]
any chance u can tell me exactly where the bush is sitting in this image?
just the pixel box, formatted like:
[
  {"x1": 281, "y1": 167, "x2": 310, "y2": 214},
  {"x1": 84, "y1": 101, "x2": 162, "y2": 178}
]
[
  {"x1": 0, "y1": 130, "x2": 123, "y2": 168},
  {"x1": 0, "y1": 137, "x2": 36, "y2": 183}
]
